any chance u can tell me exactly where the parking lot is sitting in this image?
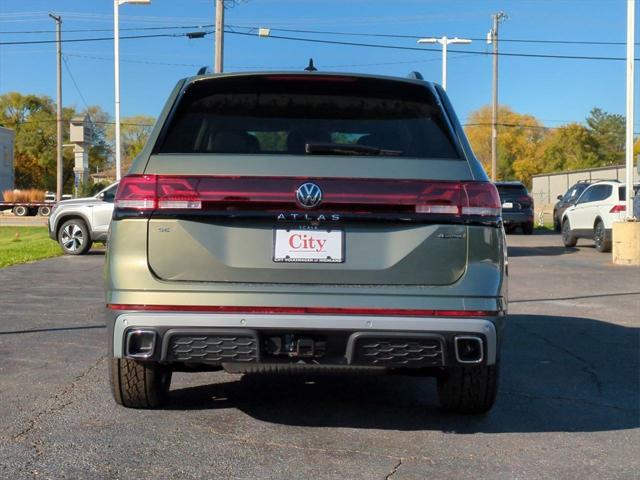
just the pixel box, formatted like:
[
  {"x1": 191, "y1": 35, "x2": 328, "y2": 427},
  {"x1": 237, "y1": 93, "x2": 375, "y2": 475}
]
[{"x1": 0, "y1": 232, "x2": 638, "y2": 479}]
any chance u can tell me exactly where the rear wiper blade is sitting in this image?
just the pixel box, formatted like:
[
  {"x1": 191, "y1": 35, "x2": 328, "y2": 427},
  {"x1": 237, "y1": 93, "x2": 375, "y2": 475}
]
[{"x1": 304, "y1": 142, "x2": 402, "y2": 156}]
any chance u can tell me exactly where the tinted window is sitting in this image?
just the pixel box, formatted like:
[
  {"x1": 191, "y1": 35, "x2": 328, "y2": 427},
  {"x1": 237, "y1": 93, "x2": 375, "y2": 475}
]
[
  {"x1": 158, "y1": 75, "x2": 461, "y2": 159},
  {"x1": 101, "y1": 184, "x2": 118, "y2": 203},
  {"x1": 496, "y1": 184, "x2": 527, "y2": 197},
  {"x1": 562, "y1": 183, "x2": 589, "y2": 202},
  {"x1": 579, "y1": 185, "x2": 611, "y2": 203}
]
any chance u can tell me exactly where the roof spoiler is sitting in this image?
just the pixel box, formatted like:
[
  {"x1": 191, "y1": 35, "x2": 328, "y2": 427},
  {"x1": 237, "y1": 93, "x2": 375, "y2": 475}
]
[
  {"x1": 196, "y1": 66, "x2": 212, "y2": 75},
  {"x1": 406, "y1": 71, "x2": 424, "y2": 80}
]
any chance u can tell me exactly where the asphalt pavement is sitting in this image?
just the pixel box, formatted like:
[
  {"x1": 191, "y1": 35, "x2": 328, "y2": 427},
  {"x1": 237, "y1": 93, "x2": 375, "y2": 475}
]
[{"x1": 0, "y1": 233, "x2": 638, "y2": 479}]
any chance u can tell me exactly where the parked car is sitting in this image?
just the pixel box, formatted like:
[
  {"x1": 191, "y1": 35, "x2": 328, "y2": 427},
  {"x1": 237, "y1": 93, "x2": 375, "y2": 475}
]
[
  {"x1": 48, "y1": 182, "x2": 118, "y2": 255},
  {"x1": 106, "y1": 70, "x2": 507, "y2": 413},
  {"x1": 495, "y1": 181, "x2": 534, "y2": 234},
  {"x1": 552, "y1": 181, "x2": 591, "y2": 231},
  {"x1": 561, "y1": 180, "x2": 639, "y2": 252}
]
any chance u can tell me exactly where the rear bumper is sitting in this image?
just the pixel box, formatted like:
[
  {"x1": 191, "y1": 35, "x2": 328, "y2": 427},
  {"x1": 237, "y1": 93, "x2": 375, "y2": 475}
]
[
  {"x1": 502, "y1": 210, "x2": 533, "y2": 225},
  {"x1": 109, "y1": 311, "x2": 501, "y2": 366}
]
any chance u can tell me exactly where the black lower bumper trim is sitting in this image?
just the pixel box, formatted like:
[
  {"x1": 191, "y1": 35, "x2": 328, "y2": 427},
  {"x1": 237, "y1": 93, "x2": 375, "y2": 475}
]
[{"x1": 346, "y1": 332, "x2": 446, "y2": 367}]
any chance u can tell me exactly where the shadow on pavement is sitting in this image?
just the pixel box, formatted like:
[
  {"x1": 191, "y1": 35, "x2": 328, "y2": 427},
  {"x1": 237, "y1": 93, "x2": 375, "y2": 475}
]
[
  {"x1": 165, "y1": 314, "x2": 639, "y2": 433},
  {"x1": 508, "y1": 245, "x2": 578, "y2": 257}
]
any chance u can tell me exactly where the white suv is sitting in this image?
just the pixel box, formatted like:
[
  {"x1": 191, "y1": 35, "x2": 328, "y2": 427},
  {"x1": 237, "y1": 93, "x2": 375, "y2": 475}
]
[{"x1": 561, "y1": 180, "x2": 637, "y2": 252}]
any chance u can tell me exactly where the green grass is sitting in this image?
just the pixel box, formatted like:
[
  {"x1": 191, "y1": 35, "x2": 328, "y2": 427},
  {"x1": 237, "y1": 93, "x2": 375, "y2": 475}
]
[
  {"x1": 0, "y1": 227, "x2": 62, "y2": 268},
  {"x1": 535, "y1": 222, "x2": 555, "y2": 232}
]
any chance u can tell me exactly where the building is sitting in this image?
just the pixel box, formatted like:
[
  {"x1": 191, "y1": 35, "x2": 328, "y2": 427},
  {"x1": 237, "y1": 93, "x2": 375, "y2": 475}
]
[
  {"x1": 0, "y1": 126, "x2": 15, "y2": 193},
  {"x1": 531, "y1": 163, "x2": 639, "y2": 219}
]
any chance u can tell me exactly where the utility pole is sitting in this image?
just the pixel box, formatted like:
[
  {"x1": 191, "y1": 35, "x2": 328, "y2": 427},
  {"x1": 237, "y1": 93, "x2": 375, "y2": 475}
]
[
  {"x1": 489, "y1": 12, "x2": 506, "y2": 182},
  {"x1": 49, "y1": 13, "x2": 63, "y2": 202},
  {"x1": 215, "y1": 0, "x2": 224, "y2": 72},
  {"x1": 624, "y1": 0, "x2": 635, "y2": 219}
]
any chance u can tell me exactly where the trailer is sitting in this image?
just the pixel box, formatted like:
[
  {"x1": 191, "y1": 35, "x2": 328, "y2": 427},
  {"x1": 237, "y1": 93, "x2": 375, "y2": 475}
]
[
  {"x1": 0, "y1": 201, "x2": 55, "y2": 217},
  {"x1": 0, "y1": 193, "x2": 71, "y2": 217}
]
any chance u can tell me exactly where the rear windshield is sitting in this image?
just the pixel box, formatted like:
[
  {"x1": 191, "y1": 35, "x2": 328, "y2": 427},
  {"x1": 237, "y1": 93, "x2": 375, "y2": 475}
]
[
  {"x1": 496, "y1": 184, "x2": 528, "y2": 196},
  {"x1": 619, "y1": 185, "x2": 640, "y2": 200},
  {"x1": 157, "y1": 75, "x2": 461, "y2": 159}
]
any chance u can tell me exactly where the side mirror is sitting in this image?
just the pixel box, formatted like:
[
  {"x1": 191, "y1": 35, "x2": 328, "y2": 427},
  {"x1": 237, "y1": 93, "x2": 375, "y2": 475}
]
[
  {"x1": 97, "y1": 192, "x2": 105, "y2": 201},
  {"x1": 556, "y1": 194, "x2": 563, "y2": 200}
]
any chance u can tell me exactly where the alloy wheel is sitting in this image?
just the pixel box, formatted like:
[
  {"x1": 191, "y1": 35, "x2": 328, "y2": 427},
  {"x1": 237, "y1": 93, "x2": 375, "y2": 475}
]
[
  {"x1": 61, "y1": 224, "x2": 84, "y2": 252},
  {"x1": 594, "y1": 222, "x2": 605, "y2": 250}
]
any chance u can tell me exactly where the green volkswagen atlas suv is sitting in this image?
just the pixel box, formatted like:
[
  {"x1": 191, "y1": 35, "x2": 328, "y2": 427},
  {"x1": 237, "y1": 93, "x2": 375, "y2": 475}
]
[{"x1": 106, "y1": 71, "x2": 507, "y2": 413}]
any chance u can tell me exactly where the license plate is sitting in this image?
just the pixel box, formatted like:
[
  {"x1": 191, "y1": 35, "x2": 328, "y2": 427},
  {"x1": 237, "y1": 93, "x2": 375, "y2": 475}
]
[
  {"x1": 274, "y1": 229, "x2": 343, "y2": 263},
  {"x1": 502, "y1": 202, "x2": 513, "y2": 209}
]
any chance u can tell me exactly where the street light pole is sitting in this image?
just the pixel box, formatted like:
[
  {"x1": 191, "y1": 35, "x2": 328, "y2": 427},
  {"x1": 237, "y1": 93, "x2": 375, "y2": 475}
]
[
  {"x1": 625, "y1": 0, "x2": 635, "y2": 219},
  {"x1": 417, "y1": 36, "x2": 472, "y2": 91},
  {"x1": 113, "y1": 0, "x2": 151, "y2": 181},
  {"x1": 49, "y1": 13, "x2": 63, "y2": 201},
  {"x1": 215, "y1": 0, "x2": 224, "y2": 73}
]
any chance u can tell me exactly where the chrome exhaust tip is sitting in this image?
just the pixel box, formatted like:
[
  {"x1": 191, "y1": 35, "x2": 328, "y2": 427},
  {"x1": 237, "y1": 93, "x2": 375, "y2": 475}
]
[
  {"x1": 125, "y1": 329, "x2": 157, "y2": 359},
  {"x1": 454, "y1": 336, "x2": 484, "y2": 364}
]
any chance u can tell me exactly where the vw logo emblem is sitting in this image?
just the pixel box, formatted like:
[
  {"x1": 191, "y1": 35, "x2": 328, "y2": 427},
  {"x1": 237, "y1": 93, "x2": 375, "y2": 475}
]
[{"x1": 296, "y1": 182, "x2": 322, "y2": 209}]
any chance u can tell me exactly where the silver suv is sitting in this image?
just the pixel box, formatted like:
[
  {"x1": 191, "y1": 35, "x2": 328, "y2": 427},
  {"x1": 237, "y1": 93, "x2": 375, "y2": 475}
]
[
  {"x1": 106, "y1": 71, "x2": 507, "y2": 413},
  {"x1": 48, "y1": 182, "x2": 118, "y2": 255}
]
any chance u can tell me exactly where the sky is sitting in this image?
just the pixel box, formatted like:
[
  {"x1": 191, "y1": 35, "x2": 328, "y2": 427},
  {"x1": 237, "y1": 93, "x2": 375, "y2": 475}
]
[{"x1": 0, "y1": 0, "x2": 638, "y2": 131}]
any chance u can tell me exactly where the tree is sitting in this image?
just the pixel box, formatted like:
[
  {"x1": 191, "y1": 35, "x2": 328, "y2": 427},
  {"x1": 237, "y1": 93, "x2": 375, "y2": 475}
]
[
  {"x1": 106, "y1": 115, "x2": 155, "y2": 173},
  {"x1": 465, "y1": 105, "x2": 546, "y2": 185},
  {"x1": 536, "y1": 123, "x2": 599, "y2": 172},
  {"x1": 585, "y1": 108, "x2": 625, "y2": 166},
  {"x1": 83, "y1": 105, "x2": 112, "y2": 176},
  {"x1": 0, "y1": 92, "x2": 105, "y2": 192}
]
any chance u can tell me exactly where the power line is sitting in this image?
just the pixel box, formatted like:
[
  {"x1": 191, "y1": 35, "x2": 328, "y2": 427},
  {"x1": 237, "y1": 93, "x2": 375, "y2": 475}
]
[
  {"x1": 4, "y1": 20, "x2": 638, "y2": 47},
  {"x1": 2, "y1": 118, "x2": 153, "y2": 127},
  {"x1": 225, "y1": 30, "x2": 640, "y2": 62},
  {"x1": 5, "y1": 118, "x2": 636, "y2": 135},
  {"x1": 64, "y1": 51, "x2": 465, "y2": 69},
  {"x1": 0, "y1": 30, "x2": 199, "y2": 45},
  {"x1": 2, "y1": 28, "x2": 640, "y2": 62},
  {"x1": 62, "y1": 55, "x2": 91, "y2": 111},
  {"x1": 464, "y1": 122, "x2": 640, "y2": 135},
  {"x1": 0, "y1": 23, "x2": 215, "y2": 35},
  {"x1": 229, "y1": 24, "x2": 640, "y2": 47}
]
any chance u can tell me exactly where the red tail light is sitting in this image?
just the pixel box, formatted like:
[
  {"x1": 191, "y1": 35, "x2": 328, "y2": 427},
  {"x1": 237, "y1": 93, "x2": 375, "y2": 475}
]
[
  {"x1": 114, "y1": 175, "x2": 157, "y2": 210},
  {"x1": 115, "y1": 175, "x2": 501, "y2": 218},
  {"x1": 610, "y1": 205, "x2": 626, "y2": 213}
]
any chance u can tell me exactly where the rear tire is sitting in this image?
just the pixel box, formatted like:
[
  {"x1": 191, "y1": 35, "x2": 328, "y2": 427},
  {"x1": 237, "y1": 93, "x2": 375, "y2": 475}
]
[
  {"x1": 13, "y1": 205, "x2": 28, "y2": 217},
  {"x1": 593, "y1": 220, "x2": 611, "y2": 253},
  {"x1": 37, "y1": 205, "x2": 52, "y2": 216},
  {"x1": 522, "y1": 222, "x2": 534, "y2": 235},
  {"x1": 561, "y1": 219, "x2": 577, "y2": 247},
  {"x1": 110, "y1": 358, "x2": 172, "y2": 409},
  {"x1": 437, "y1": 363, "x2": 499, "y2": 414}
]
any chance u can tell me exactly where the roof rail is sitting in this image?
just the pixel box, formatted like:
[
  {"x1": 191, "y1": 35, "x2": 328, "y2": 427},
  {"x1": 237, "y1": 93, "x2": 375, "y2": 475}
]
[
  {"x1": 592, "y1": 179, "x2": 621, "y2": 183},
  {"x1": 406, "y1": 71, "x2": 424, "y2": 80}
]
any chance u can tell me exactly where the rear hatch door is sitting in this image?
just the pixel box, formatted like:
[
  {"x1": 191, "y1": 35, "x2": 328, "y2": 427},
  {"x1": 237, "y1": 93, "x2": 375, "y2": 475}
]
[{"x1": 139, "y1": 74, "x2": 488, "y2": 286}]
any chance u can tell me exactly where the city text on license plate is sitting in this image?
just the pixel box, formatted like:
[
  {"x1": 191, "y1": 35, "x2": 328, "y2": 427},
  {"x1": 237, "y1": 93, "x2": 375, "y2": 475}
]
[{"x1": 273, "y1": 229, "x2": 344, "y2": 263}]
